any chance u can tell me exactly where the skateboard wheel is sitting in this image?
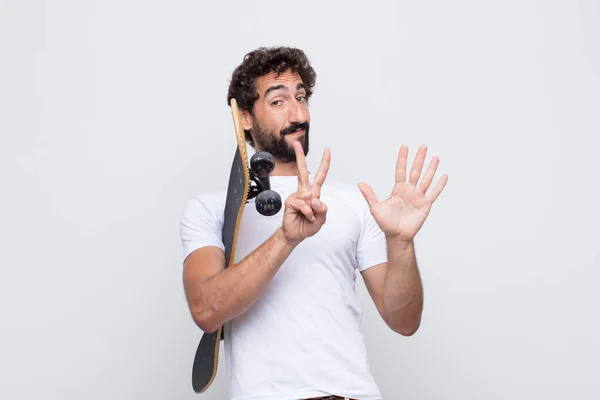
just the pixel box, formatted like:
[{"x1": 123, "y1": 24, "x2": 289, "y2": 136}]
[
  {"x1": 255, "y1": 190, "x2": 282, "y2": 216},
  {"x1": 250, "y1": 151, "x2": 275, "y2": 179}
]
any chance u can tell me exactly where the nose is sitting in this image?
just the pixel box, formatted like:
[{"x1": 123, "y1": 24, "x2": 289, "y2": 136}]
[{"x1": 288, "y1": 97, "x2": 308, "y2": 124}]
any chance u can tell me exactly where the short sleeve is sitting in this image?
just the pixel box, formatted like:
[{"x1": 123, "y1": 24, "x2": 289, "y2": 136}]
[
  {"x1": 180, "y1": 195, "x2": 225, "y2": 261},
  {"x1": 356, "y1": 202, "x2": 388, "y2": 271}
]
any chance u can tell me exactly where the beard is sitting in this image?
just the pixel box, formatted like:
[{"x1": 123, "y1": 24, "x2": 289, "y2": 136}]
[{"x1": 250, "y1": 120, "x2": 310, "y2": 163}]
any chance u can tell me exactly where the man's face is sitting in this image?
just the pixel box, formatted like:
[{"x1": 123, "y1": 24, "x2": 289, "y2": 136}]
[{"x1": 244, "y1": 69, "x2": 310, "y2": 163}]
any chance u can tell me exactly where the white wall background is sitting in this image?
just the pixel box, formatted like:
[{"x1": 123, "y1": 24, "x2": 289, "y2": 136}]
[{"x1": 1, "y1": 0, "x2": 599, "y2": 399}]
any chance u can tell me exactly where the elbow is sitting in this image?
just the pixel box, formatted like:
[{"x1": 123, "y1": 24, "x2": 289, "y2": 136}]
[
  {"x1": 196, "y1": 319, "x2": 220, "y2": 334},
  {"x1": 384, "y1": 313, "x2": 421, "y2": 337},
  {"x1": 191, "y1": 306, "x2": 221, "y2": 333},
  {"x1": 187, "y1": 286, "x2": 231, "y2": 333},
  {"x1": 382, "y1": 298, "x2": 423, "y2": 337},
  {"x1": 394, "y1": 323, "x2": 420, "y2": 337}
]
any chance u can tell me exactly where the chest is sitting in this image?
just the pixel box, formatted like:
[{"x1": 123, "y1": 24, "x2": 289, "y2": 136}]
[{"x1": 233, "y1": 193, "x2": 362, "y2": 280}]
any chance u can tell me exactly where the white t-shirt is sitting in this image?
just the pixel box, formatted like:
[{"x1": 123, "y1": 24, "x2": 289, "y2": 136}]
[{"x1": 180, "y1": 174, "x2": 388, "y2": 400}]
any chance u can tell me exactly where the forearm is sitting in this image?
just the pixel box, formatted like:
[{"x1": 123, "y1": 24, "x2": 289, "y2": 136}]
[
  {"x1": 382, "y1": 237, "x2": 423, "y2": 335},
  {"x1": 193, "y1": 227, "x2": 297, "y2": 332}
]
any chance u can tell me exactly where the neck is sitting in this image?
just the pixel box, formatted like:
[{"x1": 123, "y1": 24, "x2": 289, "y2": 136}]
[{"x1": 270, "y1": 159, "x2": 300, "y2": 176}]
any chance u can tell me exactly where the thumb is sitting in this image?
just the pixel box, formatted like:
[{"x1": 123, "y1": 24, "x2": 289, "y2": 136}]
[{"x1": 358, "y1": 182, "x2": 379, "y2": 210}]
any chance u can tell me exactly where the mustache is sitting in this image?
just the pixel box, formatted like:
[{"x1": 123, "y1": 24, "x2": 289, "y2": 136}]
[{"x1": 280, "y1": 122, "x2": 309, "y2": 136}]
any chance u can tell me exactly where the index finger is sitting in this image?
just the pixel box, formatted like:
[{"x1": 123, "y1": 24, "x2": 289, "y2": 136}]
[{"x1": 294, "y1": 141, "x2": 309, "y2": 189}]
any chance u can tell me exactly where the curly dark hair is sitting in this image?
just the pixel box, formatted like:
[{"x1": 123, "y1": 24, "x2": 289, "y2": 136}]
[{"x1": 226, "y1": 46, "x2": 317, "y2": 146}]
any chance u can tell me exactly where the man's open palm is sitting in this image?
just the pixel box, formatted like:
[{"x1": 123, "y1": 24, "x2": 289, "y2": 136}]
[{"x1": 358, "y1": 144, "x2": 448, "y2": 242}]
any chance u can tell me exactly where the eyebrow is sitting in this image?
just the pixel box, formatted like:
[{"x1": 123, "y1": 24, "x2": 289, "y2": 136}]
[
  {"x1": 263, "y1": 82, "x2": 307, "y2": 97},
  {"x1": 264, "y1": 84, "x2": 286, "y2": 97}
]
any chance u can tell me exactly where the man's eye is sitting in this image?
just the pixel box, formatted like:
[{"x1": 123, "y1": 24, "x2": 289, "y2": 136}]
[
  {"x1": 297, "y1": 96, "x2": 306, "y2": 102},
  {"x1": 271, "y1": 100, "x2": 282, "y2": 106}
]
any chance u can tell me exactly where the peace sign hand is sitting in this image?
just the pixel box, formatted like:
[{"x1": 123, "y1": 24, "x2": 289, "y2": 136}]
[
  {"x1": 281, "y1": 141, "x2": 331, "y2": 245},
  {"x1": 358, "y1": 144, "x2": 448, "y2": 243}
]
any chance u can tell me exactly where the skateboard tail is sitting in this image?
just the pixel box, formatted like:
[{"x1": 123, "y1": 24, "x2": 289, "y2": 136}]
[{"x1": 192, "y1": 328, "x2": 222, "y2": 393}]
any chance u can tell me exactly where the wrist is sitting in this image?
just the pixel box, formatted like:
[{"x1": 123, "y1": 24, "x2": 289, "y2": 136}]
[
  {"x1": 385, "y1": 234, "x2": 414, "y2": 250},
  {"x1": 274, "y1": 227, "x2": 301, "y2": 250}
]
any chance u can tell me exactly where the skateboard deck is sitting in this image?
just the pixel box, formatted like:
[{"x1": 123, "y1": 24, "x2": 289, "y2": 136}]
[
  {"x1": 191, "y1": 98, "x2": 282, "y2": 393},
  {"x1": 191, "y1": 98, "x2": 250, "y2": 393}
]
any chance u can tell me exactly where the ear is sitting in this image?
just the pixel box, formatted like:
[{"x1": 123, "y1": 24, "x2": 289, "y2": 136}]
[{"x1": 240, "y1": 109, "x2": 254, "y2": 131}]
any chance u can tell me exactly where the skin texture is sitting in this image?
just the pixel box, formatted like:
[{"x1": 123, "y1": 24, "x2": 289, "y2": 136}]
[{"x1": 183, "y1": 68, "x2": 448, "y2": 337}]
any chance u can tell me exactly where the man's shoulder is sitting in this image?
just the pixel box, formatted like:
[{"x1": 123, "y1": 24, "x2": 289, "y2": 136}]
[
  {"x1": 182, "y1": 188, "x2": 228, "y2": 218},
  {"x1": 191, "y1": 188, "x2": 228, "y2": 205}
]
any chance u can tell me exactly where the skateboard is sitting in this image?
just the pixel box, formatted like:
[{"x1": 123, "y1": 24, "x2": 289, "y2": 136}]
[{"x1": 191, "y1": 98, "x2": 282, "y2": 393}]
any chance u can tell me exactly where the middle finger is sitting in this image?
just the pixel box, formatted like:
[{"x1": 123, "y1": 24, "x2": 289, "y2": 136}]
[
  {"x1": 294, "y1": 141, "x2": 310, "y2": 190},
  {"x1": 312, "y1": 147, "x2": 331, "y2": 197}
]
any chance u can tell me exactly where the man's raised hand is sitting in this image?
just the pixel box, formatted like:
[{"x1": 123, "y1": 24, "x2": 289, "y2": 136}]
[
  {"x1": 280, "y1": 141, "x2": 331, "y2": 245},
  {"x1": 358, "y1": 144, "x2": 448, "y2": 243}
]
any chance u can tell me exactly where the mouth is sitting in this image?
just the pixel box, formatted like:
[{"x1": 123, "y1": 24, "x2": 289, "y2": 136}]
[
  {"x1": 282, "y1": 123, "x2": 308, "y2": 136},
  {"x1": 286, "y1": 129, "x2": 304, "y2": 136}
]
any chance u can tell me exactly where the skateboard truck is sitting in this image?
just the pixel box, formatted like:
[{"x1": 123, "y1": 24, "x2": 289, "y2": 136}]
[{"x1": 247, "y1": 151, "x2": 282, "y2": 216}]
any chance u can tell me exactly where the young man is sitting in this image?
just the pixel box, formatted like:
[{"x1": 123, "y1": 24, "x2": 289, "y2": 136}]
[{"x1": 180, "y1": 47, "x2": 447, "y2": 400}]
